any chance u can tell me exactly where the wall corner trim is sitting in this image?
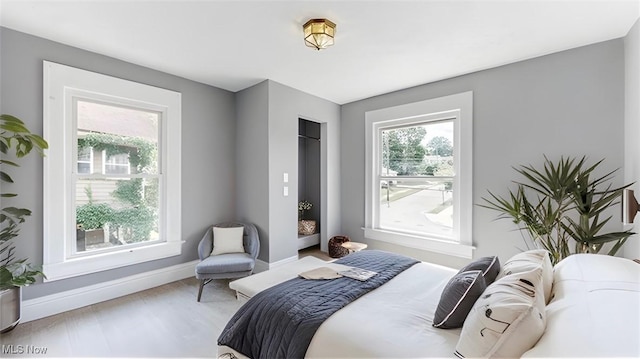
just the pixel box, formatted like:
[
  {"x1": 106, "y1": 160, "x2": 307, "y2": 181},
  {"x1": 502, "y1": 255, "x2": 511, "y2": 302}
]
[{"x1": 22, "y1": 260, "x2": 198, "y2": 323}]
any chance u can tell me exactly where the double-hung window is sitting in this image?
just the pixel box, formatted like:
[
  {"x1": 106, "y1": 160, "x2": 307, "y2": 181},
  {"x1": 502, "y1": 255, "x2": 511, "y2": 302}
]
[
  {"x1": 103, "y1": 152, "x2": 131, "y2": 175},
  {"x1": 43, "y1": 61, "x2": 182, "y2": 281},
  {"x1": 77, "y1": 146, "x2": 93, "y2": 174},
  {"x1": 364, "y1": 92, "x2": 473, "y2": 258}
]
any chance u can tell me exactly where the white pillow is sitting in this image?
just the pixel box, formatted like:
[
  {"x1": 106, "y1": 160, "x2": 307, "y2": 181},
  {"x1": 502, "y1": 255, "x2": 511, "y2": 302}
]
[
  {"x1": 210, "y1": 226, "x2": 245, "y2": 256},
  {"x1": 498, "y1": 249, "x2": 553, "y2": 303},
  {"x1": 455, "y1": 266, "x2": 546, "y2": 358}
]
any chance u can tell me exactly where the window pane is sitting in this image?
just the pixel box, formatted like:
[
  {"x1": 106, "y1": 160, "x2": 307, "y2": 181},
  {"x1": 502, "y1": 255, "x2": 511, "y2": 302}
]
[
  {"x1": 77, "y1": 147, "x2": 92, "y2": 174},
  {"x1": 78, "y1": 146, "x2": 92, "y2": 161},
  {"x1": 105, "y1": 153, "x2": 131, "y2": 174},
  {"x1": 379, "y1": 178, "x2": 453, "y2": 238},
  {"x1": 104, "y1": 164, "x2": 130, "y2": 175},
  {"x1": 381, "y1": 121, "x2": 453, "y2": 176},
  {"x1": 106, "y1": 153, "x2": 129, "y2": 165},
  {"x1": 76, "y1": 100, "x2": 159, "y2": 175},
  {"x1": 77, "y1": 163, "x2": 91, "y2": 174},
  {"x1": 75, "y1": 177, "x2": 159, "y2": 253}
]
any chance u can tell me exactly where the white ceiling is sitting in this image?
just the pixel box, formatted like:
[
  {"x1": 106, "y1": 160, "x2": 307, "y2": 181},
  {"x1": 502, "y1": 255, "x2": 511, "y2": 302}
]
[{"x1": 1, "y1": 1, "x2": 639, "y2": 104}]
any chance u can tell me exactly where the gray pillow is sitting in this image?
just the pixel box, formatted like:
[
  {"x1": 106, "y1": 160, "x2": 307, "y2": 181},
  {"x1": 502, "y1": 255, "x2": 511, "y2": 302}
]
[
  {"x1": 433, "y1": 270, "x2": 487, "y2": 329},
  {"x1": 458, "y1": 256, "x2": 500, "y2": 285}
]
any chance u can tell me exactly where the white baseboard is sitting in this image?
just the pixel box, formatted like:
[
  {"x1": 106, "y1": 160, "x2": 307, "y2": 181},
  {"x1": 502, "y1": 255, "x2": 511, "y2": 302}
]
[
  {"x1": 255, "y1": 255, "x2": 299, "y2": 273},
  {"x1": 22, "y1": 260, "x2": 199, "y2": 323},
  {"x1": 270, "y1": 255, "x2": 299, "y2": 268}
]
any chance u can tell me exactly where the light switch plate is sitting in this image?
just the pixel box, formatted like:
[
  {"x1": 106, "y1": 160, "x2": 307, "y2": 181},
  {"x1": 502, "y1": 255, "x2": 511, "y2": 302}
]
[{"x1": 283, "y1": 186, "x2": 289, "y2": 196}]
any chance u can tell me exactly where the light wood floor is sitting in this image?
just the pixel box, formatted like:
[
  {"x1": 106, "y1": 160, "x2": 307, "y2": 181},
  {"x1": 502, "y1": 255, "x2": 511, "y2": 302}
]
[
  {"x1": 299, "y1": 244, "x2": 332, "y2": 261},
  {"x1": 1, "y1": 278, "x2": 242, "y2": 357},
  {"x1": 0, "y1": 247, "x2": 330, "y2": 358}
]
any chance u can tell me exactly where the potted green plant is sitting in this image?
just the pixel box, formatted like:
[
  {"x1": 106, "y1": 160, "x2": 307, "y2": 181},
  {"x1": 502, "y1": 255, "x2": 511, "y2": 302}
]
[
  {"x1": 481, "y1": 155, "x2": 634, "y2": 265},
  {"x1": 297, "y1": 200, "x2": 316, "y2": 235},
  {"x1": 0, "y1": 114, "x2": 48, "y2": 332}
]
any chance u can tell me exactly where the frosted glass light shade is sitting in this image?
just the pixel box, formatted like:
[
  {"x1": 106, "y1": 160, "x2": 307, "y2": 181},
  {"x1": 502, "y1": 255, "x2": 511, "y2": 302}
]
[{"x1": 303, "y1": 19, "x2": 336, "y2": 50}]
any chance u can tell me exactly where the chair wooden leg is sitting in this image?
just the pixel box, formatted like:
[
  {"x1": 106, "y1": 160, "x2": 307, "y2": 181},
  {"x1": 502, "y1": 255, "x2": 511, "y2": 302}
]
[{"x1": 197, "y1": 279, "x2": 205, "y2": 302}]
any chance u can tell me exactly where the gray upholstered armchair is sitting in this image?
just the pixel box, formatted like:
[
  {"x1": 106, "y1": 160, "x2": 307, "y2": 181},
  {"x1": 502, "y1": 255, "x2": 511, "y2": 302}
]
[{"x1": 195, "y1": 222, "x2": 260, "y2": 302}]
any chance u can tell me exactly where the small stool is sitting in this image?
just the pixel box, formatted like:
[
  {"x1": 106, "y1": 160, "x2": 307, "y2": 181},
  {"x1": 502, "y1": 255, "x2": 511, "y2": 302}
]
[{"x1": 328, "y1": 235, "x2": 350, "y2": 258}]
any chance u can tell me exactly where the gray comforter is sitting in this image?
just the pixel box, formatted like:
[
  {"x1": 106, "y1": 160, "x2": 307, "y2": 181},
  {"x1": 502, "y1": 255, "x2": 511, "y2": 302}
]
[{"x1": 218, "y1": 250, "x2": 419, "y2": 359}]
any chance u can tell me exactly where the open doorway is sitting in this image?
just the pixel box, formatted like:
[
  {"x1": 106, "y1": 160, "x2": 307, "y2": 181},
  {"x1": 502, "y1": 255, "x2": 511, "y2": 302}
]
[{"x1": 298, "y1": 118, "x2": 321, "y2": 251}]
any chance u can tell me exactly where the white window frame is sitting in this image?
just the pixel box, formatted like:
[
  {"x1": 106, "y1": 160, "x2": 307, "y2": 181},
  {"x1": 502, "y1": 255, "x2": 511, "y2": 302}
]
[
  {"x1": 364, "y1": 92, "x2": 474, "y2": 258},
  {"x1": 43, "y1": 61, "x2": 182, "y2": 281}
]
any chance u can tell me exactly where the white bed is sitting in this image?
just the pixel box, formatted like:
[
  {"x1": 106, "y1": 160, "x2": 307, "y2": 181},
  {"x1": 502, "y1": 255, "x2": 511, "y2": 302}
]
[
  {"x1": 219, "y1": 252, "x2": 640, "y2": 358},
  {"x1": 218, "y1": 250, "x2": 640, "y2": 358},
  {"x1": 219, "y1": 259, "x2": 459, "y2": 358}
]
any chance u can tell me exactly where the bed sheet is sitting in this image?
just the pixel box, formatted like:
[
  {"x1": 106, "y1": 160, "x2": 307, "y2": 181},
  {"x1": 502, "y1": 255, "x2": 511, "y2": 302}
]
[{"x1": 306, "y1": 261, "x2": 459, "y2": 358}]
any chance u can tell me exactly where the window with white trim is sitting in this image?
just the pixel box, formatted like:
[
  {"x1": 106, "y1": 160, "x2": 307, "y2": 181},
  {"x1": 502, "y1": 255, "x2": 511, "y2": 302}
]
[
  {"x1": 103, "y1": 152, "x2": 131, "y2": 175},
  {"x1": 77, "y1": 146, "x2": 93, "y2": 174},
  {"x1": 43, "y1": 61, "x2": 182, "y2": 281},
  {"x1": 365, "y1": 92, "x2": 474, "y2": 258}
]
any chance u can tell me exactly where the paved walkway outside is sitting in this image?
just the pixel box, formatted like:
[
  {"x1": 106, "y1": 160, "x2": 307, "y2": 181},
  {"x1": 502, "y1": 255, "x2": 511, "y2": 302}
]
[{"x1": 380, "y1": 185, "x2": 453, "y2": 237}]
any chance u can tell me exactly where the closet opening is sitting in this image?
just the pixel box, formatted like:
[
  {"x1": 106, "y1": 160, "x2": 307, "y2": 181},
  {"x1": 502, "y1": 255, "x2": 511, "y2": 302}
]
[{"x1": 298, "y1": 118, "x2": 321, "y2": 251}]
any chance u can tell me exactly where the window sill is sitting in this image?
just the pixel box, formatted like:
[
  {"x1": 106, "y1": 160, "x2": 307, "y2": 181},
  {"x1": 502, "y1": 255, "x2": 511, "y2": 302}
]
[
  {"x1": 43, "y1": 241, "x2": 183, "y2": 282},
  {"x1": 363, "y1": 227, "x2": 474, "y2": 259}
]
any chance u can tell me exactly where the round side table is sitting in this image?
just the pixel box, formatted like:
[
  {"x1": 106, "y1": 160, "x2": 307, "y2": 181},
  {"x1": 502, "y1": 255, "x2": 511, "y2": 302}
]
[{"x1": 341, "y1": 241, "x2": 368, "y2": 253}]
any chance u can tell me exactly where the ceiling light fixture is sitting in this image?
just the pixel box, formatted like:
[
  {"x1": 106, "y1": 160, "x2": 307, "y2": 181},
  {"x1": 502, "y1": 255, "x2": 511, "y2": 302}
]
[{"x1": 303, "y1": 19, "x2": 336, "y2": 50}]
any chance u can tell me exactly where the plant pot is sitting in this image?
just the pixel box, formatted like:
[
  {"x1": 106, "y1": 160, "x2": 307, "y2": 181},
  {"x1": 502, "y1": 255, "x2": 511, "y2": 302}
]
[
  {"x1": 84, "y1": 227, "x2": 109, "y2": 246},
  {"x1": 0, "y1": 286, "x2": 21, "y2": 333},
  {"x1": 298, "y1": 220, "x2": 316, "y2": 235}
]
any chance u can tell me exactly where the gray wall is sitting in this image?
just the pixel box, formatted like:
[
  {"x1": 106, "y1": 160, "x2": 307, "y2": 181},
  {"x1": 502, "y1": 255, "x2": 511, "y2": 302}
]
[
  {"x1": 624, "y1": 19, "x2": 640, "y2": 259},
  {"x1": 0, "y1": 27, "x2": 237, "y2": 299},
  {"x1": 341, "y1": 39, "x2": 626, "y2": 268},
  {"x1": 235, "y1": 80, "x2": 340, "y2": 263},
  {"x1": 235, "y1": 81, "x2": 270, "y2": 261},
  {"x1": 267, "y1": 80, "x2": 340, "y2": 262}
]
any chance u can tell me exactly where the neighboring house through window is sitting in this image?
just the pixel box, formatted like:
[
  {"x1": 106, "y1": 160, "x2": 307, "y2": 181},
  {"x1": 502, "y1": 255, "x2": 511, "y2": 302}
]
[
  {"x1": 364, "y1": 92, "x2": 474, "y2": 258},
  {"x1": 43, "y1": 61, "x2": 182, "y2": 281}
]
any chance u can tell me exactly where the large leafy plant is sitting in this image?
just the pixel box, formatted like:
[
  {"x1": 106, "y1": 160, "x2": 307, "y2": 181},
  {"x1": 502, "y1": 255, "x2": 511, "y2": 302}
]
[
  {"x1": 0, "y1": 114, "x2": 48, "y2": 288},
  {"x1": 481, "y1": 156, "x2": 634, "y2": 265}
]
